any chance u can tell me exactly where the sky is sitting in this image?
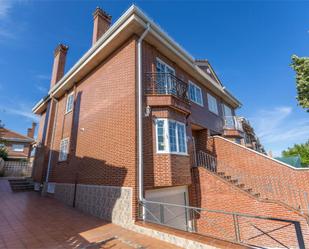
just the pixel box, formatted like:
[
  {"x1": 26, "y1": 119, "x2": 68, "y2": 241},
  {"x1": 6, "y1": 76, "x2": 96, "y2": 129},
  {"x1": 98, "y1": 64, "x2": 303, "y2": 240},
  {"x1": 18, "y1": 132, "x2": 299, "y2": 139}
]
[{"x1": 0, "y1": 0, "x2": 308, "y2": 156}]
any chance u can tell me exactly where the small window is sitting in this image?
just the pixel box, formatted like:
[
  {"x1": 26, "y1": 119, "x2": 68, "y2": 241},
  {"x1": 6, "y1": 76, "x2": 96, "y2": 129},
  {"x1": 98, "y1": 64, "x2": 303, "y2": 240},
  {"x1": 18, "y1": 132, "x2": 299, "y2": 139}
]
[
  {"x1": 207, "y1": 93, "x2": 218, "y2": 115},
  {"x1": 59, "y1": 138, "x2": 69, "y2": 161},
  {"x1": 156, "y1": 119, "x2": 187, "y2": 154},
  {"x1": 12, "y1": 144, "x2": 24, "y2": 152},
  {"x1": 223, "y1": 104, "x2": 232, "y2": 117},
  {"x1": 189, "y1": 81, "x2": 203, "y2": 106},
  {"x1": 0, "y1": 143, "x2": 5, "y2": 148},
  {"x1": 65, "y1": 92, "x2": 74, "y2": 114}
]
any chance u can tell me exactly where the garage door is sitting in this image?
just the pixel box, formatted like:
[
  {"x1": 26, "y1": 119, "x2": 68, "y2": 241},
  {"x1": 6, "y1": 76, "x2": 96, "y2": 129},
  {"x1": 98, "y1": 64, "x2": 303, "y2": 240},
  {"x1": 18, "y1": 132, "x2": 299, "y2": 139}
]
[{"x1": 145, "y1": 186, "x2": 190, "y2": 231}]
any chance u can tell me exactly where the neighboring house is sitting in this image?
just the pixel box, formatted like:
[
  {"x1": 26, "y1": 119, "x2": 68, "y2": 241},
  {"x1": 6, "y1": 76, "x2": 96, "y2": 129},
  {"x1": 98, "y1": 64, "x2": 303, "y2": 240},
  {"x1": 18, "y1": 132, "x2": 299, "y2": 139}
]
[
  {"x1": 0, "y1": 123, "x2": 36, "y2": 161},
  {"x1": 32, "y1": 6, "x2": 309, "y2": 248},
  {"x1": 223, "y1": 116, "x2": 266, "y2": 153}
]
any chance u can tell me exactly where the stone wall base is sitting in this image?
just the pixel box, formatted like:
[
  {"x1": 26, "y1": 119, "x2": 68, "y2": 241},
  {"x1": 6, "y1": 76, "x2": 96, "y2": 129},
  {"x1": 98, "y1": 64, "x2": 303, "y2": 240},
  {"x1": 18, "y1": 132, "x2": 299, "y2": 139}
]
[
  {"x1": 54, "y1": 183, "x2": 133, "y2": 227},
  {"x1": 53, "y1": 183, "x2": 219, "y2": 249}
]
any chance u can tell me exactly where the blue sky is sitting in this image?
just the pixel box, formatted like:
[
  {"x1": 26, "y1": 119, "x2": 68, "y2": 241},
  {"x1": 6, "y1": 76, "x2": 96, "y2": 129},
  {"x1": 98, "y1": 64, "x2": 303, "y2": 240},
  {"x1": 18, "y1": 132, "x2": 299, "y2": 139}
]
[{"x1": 0, "y1": 0, "x2": 308, "y2": 156}]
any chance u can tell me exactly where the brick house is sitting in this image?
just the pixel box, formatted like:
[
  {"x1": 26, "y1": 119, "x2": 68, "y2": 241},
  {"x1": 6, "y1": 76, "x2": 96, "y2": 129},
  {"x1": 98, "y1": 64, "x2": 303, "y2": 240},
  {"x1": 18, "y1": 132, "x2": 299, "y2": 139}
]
[
  {"x1": 0, "y1": 123, "x2": 36, "y2": 161},
  {"x1": 32, "y1": 5, "x2": 309, "y2": 248}
]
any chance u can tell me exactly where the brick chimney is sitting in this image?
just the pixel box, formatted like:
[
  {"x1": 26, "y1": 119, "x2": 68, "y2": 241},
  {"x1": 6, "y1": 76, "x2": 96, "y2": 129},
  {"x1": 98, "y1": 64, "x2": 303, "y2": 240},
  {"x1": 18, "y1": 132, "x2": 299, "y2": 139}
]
[
  {"x1": 92, "y1": 7, "x2": 112, "y2": 45},
  {"x1": 50, "y1": 44, "x2": 69, "y2": 89},
  {"x1": 27, "y1": 122, "x2": 37, "y2": 139}
]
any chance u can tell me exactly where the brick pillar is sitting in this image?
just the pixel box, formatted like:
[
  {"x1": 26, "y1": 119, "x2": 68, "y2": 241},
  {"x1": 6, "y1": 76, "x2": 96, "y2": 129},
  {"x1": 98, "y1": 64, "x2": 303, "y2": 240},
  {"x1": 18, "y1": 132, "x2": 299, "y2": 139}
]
[{"x1": 50, "y1": 44, "x2": 69, "y2": 89}]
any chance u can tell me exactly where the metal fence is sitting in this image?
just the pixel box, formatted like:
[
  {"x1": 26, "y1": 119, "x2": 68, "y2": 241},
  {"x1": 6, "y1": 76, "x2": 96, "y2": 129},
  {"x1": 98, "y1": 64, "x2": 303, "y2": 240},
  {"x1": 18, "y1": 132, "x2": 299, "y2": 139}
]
[
  {"x1": 145, "y1": 72, "x2": 189, "y2": 102},
  {"x1": 196, "y1": 150, "x2": 309, "y2": 216},
  {"x1": 223, "y1": 116, "x2": 244, "y2": 131},
  {"x1": 2, "y1": 161, "x2": 33, "y2": 177},
  {"x1": 139, "y1": 200, "x2": 305, "y2": 249}
]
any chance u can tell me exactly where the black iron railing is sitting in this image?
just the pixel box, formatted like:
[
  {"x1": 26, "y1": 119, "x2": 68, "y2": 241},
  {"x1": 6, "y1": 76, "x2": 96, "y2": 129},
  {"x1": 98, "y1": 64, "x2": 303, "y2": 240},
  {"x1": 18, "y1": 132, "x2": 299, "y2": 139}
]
[{"x1": 145, "y1": 72, "x2": 189, "y2": 103}]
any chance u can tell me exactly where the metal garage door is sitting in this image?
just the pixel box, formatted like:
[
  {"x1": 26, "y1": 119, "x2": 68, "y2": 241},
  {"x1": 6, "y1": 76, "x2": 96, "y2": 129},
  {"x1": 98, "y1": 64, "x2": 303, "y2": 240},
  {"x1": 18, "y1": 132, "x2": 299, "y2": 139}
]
[{"x1": 145, "y1": 186, "x2": 190, "y2": 231}]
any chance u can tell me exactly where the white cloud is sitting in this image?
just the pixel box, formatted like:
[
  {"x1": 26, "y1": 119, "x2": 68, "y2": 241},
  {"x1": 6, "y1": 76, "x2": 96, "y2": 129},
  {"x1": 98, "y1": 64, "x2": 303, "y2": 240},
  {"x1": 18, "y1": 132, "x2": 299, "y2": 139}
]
[
  {"x1": 249, "y1": 106, "x2": 309, "y2": 156},
  {"x1": 0, "y1": 102, "x2": 39, "y2": 122},
  {"x1": 0, "y1": 0, "x2": 11, "y2": 19}
]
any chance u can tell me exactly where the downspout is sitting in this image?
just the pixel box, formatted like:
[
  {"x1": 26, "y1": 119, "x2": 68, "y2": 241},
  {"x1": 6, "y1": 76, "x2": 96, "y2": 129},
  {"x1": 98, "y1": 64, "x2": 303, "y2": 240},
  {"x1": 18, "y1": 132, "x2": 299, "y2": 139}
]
[
  {"x1": 138, "y1": 23, "x2": 150, "y2": 203},
  {"x1": 45, "y1": 98, "x2": 59, "y2": 184}
]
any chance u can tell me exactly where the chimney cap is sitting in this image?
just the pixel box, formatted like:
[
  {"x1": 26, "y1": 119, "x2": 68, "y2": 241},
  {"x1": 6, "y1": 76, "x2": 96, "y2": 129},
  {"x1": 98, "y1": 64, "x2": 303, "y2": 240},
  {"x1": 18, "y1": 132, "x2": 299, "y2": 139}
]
[
  {"x1": 54, "y1": 43, "x2": 69, "y2": 57},
  {"x1": 93, "y1": 7, "x2": 112, "y2": 21}
]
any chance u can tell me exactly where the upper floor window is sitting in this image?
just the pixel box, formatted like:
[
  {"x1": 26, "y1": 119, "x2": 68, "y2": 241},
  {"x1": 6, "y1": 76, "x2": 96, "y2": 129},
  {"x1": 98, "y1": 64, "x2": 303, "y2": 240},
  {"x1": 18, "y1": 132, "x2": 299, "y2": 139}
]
[
  {"x1": 223, "y1": 104, "x2": 232, "y2": 117},
  {"x1": 12, "y1": 144, "x2": 24, "y2": 152},
  {"x1": 207, "y1": 93, "x2": 218, "y2": 115},
  {"x1": 65, "y1": 92, "x2": 74, "y2": 114},
  {"x1": 156, "y1": 118, "x2": 187, "y2": 155},
  {"x1": 59, "y1": 138, "x2": 69, "y2": 161},
  {"x1": 189, "y1": 81, "x2": 203, "y2": 106}
]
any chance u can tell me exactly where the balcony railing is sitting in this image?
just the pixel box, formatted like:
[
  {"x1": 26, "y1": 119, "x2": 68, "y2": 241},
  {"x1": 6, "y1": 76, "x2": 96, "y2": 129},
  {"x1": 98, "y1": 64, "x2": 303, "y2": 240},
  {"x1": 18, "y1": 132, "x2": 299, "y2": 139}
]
[
  {"x1": 145, "y1": 72, "x2": 189, "y2": 103},
  {"x1": 223, "y1": 116, "x2": 243, "y2": 132}
]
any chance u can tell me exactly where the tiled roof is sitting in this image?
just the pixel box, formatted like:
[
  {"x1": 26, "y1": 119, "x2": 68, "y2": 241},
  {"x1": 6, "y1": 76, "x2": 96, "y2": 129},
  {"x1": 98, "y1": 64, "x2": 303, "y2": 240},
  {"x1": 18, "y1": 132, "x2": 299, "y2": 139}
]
[{"x1": 0, "y1": 128, "x2": 33, "y2": 142}]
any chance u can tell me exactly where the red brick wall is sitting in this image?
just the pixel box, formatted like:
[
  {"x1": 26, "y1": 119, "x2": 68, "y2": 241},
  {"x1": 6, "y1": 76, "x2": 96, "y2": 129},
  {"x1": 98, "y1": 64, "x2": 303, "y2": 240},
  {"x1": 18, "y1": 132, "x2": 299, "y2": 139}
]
[
  {"x1": 213, "y1": 136, "x2": 309, "y2": 214},
  {"x1": 192, "y1": 167, "x2": 309, "y2": 248}
]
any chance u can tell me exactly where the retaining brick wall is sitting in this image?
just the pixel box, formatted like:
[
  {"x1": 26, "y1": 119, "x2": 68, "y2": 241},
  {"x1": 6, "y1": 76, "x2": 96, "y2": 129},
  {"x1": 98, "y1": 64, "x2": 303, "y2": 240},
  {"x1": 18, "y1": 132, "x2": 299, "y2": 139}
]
[
  {"x1": 192, "y1": 167, "x2": 309, "y2": 248},
  {"x1": 212, "y1": 136, "x2": 309, "y2": 214}
]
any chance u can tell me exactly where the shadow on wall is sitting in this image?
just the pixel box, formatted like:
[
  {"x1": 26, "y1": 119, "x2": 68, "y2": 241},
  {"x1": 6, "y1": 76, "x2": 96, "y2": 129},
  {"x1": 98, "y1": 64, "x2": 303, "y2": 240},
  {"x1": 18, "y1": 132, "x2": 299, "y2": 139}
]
[{"x1": 32, "y1": 90, "x2": 131, "y2": 225}]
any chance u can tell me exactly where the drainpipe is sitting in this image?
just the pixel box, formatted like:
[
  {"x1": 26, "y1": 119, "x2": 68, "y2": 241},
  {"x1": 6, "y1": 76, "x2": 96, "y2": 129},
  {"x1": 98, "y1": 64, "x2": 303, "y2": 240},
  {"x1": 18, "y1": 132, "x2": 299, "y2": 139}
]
[
  {"x1": 137, "y1": 23, "x2": 150, "y2": 203},
  {"x1": 45, "y1": 98, "x2": 59, "y2": 185}
]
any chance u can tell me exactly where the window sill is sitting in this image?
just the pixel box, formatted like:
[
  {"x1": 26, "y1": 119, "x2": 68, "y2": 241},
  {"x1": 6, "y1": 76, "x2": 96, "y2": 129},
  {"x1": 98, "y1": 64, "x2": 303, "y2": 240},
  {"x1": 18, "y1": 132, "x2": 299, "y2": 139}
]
[
  {"x1": 64, "y1": 110, "x2": 73, "y2": 115},
  {"x1": 156, "y1": 152, "x2": 189, "y2": 157}
]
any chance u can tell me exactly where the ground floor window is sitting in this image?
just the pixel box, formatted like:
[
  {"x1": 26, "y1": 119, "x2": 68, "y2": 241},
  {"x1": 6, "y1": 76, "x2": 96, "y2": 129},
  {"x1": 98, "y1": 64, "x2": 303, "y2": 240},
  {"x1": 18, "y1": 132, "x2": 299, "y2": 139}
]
[
  {"x1": 155, "y1": 118, "x2": 187, "y2": 154},
  {"x1": 59, "y1": 138, "x2": 69, "y2": 161}
]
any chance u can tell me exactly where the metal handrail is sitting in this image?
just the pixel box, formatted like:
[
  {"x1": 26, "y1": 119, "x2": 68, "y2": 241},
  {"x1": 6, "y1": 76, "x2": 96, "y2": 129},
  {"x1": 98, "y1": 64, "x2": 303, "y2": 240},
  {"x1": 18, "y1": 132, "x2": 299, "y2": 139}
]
[
  {"x1": 145, "y1": 72, "x2": 189, "y2": 102},
  {"x1": 196, "y1": 150, "x2": 309, "y2": 216},
  {"x1": 139, "y1": 200, "x2": 305, "y2": 249},
  {"x1": 223, "y1": 116, "x2": 244, "y2": 132}
]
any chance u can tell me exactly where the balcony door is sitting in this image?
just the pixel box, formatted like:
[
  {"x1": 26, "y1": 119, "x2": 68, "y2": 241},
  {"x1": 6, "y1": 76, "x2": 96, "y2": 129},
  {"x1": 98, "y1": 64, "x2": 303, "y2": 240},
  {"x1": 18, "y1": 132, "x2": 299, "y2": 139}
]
[{"x1": 156, "y1": 58, "x2": 175, "y2": 94}]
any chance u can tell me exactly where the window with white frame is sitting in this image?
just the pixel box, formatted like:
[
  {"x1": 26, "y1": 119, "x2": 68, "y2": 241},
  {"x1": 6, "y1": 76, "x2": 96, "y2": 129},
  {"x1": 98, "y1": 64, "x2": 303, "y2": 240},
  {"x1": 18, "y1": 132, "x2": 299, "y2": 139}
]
[
  {"x1": 223, "y1": 104, "x2": 232, "y2": 117},
  {"x1": 65, "y1": 92, "x2": 74, "y2": 114},
  {"x1": 207, "y1": 93, "x2": 218, "y2": 115},
  {"x1": 189, "y1": 81, "x2": 203, "y2": 106},
  {"x1": 12, "y1": 144, "x2": 24, "y2": 152},
  {"x1": 59, "y1": 138, "x2": 69, "y2": 161},
  {"x1": 156, "y1": 119, "x2": 187, "y2": 154}
]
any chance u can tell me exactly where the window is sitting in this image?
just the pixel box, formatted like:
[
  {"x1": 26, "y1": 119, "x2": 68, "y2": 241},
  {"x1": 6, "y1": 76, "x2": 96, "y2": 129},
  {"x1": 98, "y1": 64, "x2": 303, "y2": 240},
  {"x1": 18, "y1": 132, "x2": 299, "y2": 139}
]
[
  {"x1": 156, "y1": 119, "x2": 187, "y2": 154},
  {"x1": 156, "y1": 58, "x2": 175, "y2": 94},
  {"x1": 59, "y1": 138, "x2": 69, "y2": 161},
  {"x1": 0, "y1": 143, "x2": 4, "y2": 148},
  {"x1": 65, "y1": 92, "x2": 74, "y2": 114},
  {"x1": 207, "y1": 93, "x2": 218, "y2": 115},
  {"x1": 189, "y1": 81, "x2": 203, "y2": 106},
  {"x1": 12, "y1": 144, "x2": 24, "y2": 152},
  {"x1": 223, "y1": 104, "x2": 232, "y2": 117}
]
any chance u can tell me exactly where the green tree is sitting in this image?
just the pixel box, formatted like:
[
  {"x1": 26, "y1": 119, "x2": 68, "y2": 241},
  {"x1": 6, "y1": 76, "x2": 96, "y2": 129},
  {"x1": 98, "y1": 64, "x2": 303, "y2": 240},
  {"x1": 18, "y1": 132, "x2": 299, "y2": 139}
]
[
  {"x1": 282, "y1": 140, "x2": 309, "y2": 167},
  {"x1": 291, "y1": 55, "x2": 309, "y2": 112},
  {"x1": 0, "y1": 120, "x2": 7, "y2": 160}
]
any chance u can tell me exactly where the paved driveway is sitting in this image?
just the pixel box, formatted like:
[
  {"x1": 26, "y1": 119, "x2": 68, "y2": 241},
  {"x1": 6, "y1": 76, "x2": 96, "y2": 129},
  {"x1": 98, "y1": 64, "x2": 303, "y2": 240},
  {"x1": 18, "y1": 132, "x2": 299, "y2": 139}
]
[{"x1": 0, "y1": 180, "x2": 179, "y2": 249}]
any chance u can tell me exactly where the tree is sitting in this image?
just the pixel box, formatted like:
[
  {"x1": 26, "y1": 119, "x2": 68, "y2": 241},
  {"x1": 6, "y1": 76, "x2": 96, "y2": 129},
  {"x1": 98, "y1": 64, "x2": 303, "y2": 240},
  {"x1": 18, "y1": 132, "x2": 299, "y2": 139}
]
[
  {"x1": 0, "y1": 120, "x2": 7, "y2": 160},
  {"x1": 291, "y1": 55, "x2": 309, "y2": 112},
  {"x1": 282, "y1": 140, "x2": 309, "y2": 167}
]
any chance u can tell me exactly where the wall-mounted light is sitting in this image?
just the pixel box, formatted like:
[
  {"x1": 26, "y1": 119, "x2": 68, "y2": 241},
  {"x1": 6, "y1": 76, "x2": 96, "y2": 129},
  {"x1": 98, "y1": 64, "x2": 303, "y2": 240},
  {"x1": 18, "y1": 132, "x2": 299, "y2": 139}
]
[{"x1": 145, "y1": 105, "x2": 151, "y2": 117}]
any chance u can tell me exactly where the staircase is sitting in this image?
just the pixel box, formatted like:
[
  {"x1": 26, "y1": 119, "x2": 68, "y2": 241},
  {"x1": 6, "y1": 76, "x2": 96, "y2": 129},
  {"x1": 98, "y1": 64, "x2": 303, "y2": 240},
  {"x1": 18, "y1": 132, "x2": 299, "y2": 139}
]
[
  {"x1": 196, "y1": 150, "x2": 309, "y2": 216},
  {"x1": 8, "y1": 178, "x2": 34, "y2": 191}
]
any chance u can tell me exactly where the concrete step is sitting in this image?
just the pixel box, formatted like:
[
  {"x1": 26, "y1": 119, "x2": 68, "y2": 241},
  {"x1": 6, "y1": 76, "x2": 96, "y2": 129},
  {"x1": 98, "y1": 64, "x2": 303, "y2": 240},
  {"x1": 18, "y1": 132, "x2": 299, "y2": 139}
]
[
  {"x1": 236, "y1": 183, "x2": 245, "y2": 188},
  {"x1": 253, "y1": 193, "x2": 261, "y2": 198},
  {"x1": 217, "y1": 172, "x2": 225, "y2": 176},
  {"x1": 223, "y1": 175, "x2": 232, "y2": 180},
  {"x1": 229, "y1": 179, "x2": 238, "y2": 184},
  {"x1": 245, "y1": 188, "x2": 253, "y2": 193}
]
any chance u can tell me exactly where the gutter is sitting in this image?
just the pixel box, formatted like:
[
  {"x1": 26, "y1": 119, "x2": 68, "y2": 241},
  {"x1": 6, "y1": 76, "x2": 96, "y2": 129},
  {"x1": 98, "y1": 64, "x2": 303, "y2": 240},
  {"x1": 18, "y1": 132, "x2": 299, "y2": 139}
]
[{"x1": 137, "y1": 23, "x2": 150, "y2": 203}]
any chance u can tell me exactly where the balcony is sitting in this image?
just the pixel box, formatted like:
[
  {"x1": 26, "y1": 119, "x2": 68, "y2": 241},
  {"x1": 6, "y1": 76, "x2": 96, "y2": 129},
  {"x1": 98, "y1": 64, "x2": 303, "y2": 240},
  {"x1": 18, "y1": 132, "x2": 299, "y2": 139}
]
[
  {"x1": 145, "y1": 73, "x2": 190, "y2": 113},
  {"x1": 223, "y1": 116, "x2": 244, "y2": 138}
]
